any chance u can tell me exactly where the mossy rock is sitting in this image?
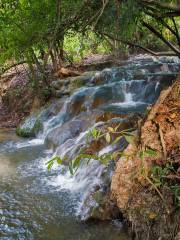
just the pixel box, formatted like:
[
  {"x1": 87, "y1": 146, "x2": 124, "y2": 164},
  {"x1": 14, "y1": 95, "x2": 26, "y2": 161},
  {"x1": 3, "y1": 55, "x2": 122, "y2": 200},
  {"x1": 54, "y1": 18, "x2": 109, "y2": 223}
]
[
  {"x1": 69, "y1": 72, "x2": 95, "y2": 91},
  {"x1": 16, "y1": 118, "x2": 43, "y2": 138}
]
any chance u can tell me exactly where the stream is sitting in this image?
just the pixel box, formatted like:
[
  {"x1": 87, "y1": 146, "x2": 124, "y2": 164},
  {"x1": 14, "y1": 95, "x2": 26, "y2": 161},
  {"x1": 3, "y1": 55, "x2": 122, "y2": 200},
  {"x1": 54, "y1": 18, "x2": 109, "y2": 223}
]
[
  {"x1": 0, "y1": 55, "x2": 179, "y2": 240},
  {"x1": 0, "y1": 129, "x2": 129, "y2": 240}
]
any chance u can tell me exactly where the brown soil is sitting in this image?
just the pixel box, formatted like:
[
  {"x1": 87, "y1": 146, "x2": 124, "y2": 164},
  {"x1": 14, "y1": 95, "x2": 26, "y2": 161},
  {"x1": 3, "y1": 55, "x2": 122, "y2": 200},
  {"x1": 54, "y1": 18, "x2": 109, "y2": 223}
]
[
  {"x1": 111, "y1": 75, "x2": 180, "y2": 240},
  {"x1": 0, "y1": 65, "x2": 33, "y2": 128}
]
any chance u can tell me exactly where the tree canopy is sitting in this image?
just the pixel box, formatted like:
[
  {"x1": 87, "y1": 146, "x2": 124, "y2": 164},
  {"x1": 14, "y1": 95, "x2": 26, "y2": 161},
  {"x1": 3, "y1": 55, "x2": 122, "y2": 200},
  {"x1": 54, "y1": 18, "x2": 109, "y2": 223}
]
[{"x1": 0, "y1": 0, "x2": 179, "y2": 77}]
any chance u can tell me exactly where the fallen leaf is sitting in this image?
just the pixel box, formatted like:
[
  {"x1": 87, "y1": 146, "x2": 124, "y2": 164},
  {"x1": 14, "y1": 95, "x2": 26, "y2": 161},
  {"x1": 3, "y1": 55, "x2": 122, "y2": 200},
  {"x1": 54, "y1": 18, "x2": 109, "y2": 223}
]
[
  {"x1": 148, "y1": 212, "x2": 157, "y2": 220},
  {"x1": 170, "y1": 113, "x2": 176, "y2": 119}
]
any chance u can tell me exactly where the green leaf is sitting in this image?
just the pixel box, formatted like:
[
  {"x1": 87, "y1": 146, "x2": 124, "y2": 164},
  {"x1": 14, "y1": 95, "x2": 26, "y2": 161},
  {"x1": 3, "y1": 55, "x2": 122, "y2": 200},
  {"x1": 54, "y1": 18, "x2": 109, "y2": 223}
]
[
  {"x1": 72, "y1": 156, "x2": 81, "y2": 169},
  {"x1": 108, "y1": 127, "x2": 114, "y2": 132},
  {"x1": 92, "y1": 128, "x2": 98, "y2": 138},
  {"x1": 105, "y1": 132, "x2": 111, "y2": 143},
  {"x1": 69, "y1": 161, "x2": 74, "y2": 175},
  {"x1": 139, "y1": 150, "x2": 144, "y2": 159},
  {"x1": 56, "y1": 156, "x2": 63, "y2": 165},
  {"x1": 145, "y1": 149, "x2": 157, "y2": 157},
  {"x1": 112, "y1": 136, "x2": 123, "y2": 145},
  {"x1": 124, "y1": 134, "x2": 134, "y2": 143},
  {"x1": 47, "y1": 161, "x2": 54, "y2": 171}
]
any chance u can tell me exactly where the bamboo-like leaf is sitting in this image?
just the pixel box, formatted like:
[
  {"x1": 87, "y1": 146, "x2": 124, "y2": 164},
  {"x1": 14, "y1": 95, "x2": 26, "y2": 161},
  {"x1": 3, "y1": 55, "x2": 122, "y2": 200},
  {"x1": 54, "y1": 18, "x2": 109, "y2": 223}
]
[
  {"x1": 105, "y1": 132, "x2": 111, "y2": 143},
  {"x1": 56, "y1": 156, "x2": 63, "y2": 165},
  {"x1": 69, "y1": 161, "x2": 74, "y2": 175},
  {"x1": 114, "y1": 123, "x2": 121, "y2": 131},
  {"x1": 112, "y1": 136, "x2": 123, "y2": 145},
  {"x1": 145, "y1": 149, "x2": 157, "y2": 157},
  {"x1": 124, "y1": 134, "x2": 134, "y2": 143},
  {"x1": 47, "y1": 161, "x2": 54, "y2": 171},
  {"x1": 108, "y1": 127, "x2": 114, "y2": 132},
  {"x1": 72, "y1": 156, "x2": 81, "y2": 169}
]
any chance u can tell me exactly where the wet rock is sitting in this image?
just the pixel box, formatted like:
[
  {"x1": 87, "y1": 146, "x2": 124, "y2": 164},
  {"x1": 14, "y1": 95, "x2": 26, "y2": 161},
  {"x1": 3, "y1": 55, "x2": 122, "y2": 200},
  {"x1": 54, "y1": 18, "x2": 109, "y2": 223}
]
[
  {"x1": 68, "y1": 91, "x2": 87, "y2": 116},
  {"x1": 54, "y1": 89, "x2": 70, "y2": 98},
  {"x1": 16, "y1": 99, "x2": 65, "y2": 137},
  {"x1": 16, "y1": 115, "x2": 43, "y2": 137},
  {"x1": 51, "y1": 79, "x2": 70, "y2": 90},
  {"x1": 45, "y1": 119, "x2": 84, "y2": 147},
  {"x1": 91, "y1": 86, "x2": 114, "y2": 108},
  {"x1": 81, "y1": 190, "x2": 119, "y2": 221},
  {"x1": 45, "y1": 111, "x2": 100, "y2": 148},
  {"x1": 80, "y1": 162, "x2": 120, "y2": 221},
  {"x1": 133, "y1": 69, "x2": 148, "y2": 80},
  {"x1": 69, "y1": 71, "x2": 95, "y2": 91},
  {"x1": 91, "y1": 69, "x2": 112, "y2": 85}
]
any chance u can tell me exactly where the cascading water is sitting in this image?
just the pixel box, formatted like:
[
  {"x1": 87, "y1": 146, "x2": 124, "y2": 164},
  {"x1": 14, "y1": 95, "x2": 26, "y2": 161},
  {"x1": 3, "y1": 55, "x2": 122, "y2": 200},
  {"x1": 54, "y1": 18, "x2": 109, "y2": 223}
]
[{"x1": 0, "y1": 55, "x2": 179, "y2": 239}]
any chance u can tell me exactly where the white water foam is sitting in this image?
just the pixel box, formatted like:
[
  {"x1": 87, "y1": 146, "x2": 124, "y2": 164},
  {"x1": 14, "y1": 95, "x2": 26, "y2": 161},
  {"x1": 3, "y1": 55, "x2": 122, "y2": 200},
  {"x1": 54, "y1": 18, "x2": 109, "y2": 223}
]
[{"x1": 16, "y1": 138, "x2": 44, "y2": 149}]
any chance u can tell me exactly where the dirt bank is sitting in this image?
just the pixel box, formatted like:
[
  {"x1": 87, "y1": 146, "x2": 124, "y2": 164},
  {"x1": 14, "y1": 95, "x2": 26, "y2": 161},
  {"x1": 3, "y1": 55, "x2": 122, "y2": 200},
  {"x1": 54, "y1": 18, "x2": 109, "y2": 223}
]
[{"x1": 111, "y1": 76, "x2": 180, "y2": 240}]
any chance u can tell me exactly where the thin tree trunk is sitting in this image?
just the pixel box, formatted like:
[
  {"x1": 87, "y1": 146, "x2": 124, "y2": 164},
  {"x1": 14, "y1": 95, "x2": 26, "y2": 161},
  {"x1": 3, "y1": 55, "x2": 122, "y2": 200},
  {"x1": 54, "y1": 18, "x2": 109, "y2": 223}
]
[
  {"x1": 142, "y1": 21, "x2": 180, "y2": 57},
  {"x1": 44, "y1": 0, "x2": 61, "y2": 66},
  {"x1": 50, "y1": 49, "x2": 58, "y2": 71},
  {"x1": 100, "y1": 31, "x2": 178, "y2": 56},
  {"x1": 172, "y1": 17, "x2": 180, "y2": 46},
  {"x1": 144, "y1": 10, "x2": 180, "y2": 47}
]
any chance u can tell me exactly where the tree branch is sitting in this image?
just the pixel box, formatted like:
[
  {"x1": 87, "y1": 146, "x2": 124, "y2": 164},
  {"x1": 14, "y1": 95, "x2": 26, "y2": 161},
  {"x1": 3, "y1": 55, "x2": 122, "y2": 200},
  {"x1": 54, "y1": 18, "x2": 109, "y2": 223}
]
[
  {"x1": 144, "y1": 10, "x2": 180, "y2": 46},
  {"x1": 140, "y1": 0, "x2": 180, "y2": 13},
  {"x1": 142, "y1": 21, "x2": 180, "y2": 56},
  {"x1": 98, "y1": 31, "x2": 178, "y2": 56},
  {"x1": 171, "y1": 17, "x2": 180, "y2": 46},
  {"x1": 0, "y1": 61, "x2": 27, "y2": 76}
]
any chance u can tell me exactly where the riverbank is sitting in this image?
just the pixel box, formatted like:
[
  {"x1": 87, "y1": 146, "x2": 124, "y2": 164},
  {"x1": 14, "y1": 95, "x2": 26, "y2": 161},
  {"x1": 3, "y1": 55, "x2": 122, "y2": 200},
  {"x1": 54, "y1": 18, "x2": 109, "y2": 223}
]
[{"x1": 111, "y1": 76, "x2": 180, "y2": 240}]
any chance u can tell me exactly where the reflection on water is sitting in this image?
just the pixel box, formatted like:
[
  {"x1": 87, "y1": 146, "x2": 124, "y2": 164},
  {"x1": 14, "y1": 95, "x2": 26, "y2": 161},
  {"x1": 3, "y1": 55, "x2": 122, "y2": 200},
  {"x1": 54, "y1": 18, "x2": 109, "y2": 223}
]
[
  {"x1": 0, "y1": 156, "x2": 15, "y2": 177},
  {"x1": 0, "y1": 129, "x2": 19, "y2": 143},
  {"x1": 0, "y1": 129, "x2": 129, "y2": 240}
]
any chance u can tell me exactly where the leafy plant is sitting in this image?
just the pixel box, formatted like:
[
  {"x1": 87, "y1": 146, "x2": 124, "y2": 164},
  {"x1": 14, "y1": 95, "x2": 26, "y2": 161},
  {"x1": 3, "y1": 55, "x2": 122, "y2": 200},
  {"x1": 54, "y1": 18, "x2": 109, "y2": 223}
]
[
  {"x1": 46, "y1": 156, "x2": 63, "y2": 170},
  {"x1": 46, "y1": 125, "x2": 136, "y2": 174},
  {"x1": 171, "y1": 184, "x2": 180, "y2": 207},
  {"x1": 150, "y1": 164, "x2": 173, "y2": 188},
  {"x1": 86, "y1": 127, "x2": 102, "y2": 142}
]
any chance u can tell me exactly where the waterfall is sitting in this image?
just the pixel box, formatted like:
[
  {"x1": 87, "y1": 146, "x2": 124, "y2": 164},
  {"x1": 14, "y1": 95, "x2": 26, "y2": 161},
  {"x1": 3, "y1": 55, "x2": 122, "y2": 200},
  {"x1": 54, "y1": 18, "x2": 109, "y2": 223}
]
[{"x1": 16, "y1": 55, "x2": 180, "y2": 220}]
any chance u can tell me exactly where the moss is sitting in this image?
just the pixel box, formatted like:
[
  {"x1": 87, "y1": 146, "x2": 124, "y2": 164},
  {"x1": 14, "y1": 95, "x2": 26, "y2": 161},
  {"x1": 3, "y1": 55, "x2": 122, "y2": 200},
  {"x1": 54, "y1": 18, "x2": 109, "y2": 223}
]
[
  {"x1": 69, "y1": 77, "x2": 84, "y2": 91},
  {"x1": 16, "y1": 126, "x2": 34, "y2": 137},
  {"x1": 16, "y1": 120, "x2": 43, "y2": 138},
  {"x1": 33, "y1": 120, "x2": 43, "y2": 133}
]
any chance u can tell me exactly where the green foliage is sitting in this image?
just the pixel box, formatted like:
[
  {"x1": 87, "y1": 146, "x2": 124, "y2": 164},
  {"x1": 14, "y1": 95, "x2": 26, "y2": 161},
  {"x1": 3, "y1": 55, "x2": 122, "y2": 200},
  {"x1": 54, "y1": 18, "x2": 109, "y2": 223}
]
[
  {"x1": 46, "y1": 125, "x2": 136, "y2": 174},
  {"x1": 149, "y1": 163, "x2": 180, "y2": 206},
  {"x1": 138, "y1": 149, "x2": 157, "y2": 159},
  {"x1": 16, "y1": 119, "x2": 43, "y2": 137},
  {"x1": 171, "y1": 184, "x2": 180, "y2": 207},
  {"x1": 64, "y1": 31, "x2": 110, "y2": 62},
  {"x1": 16, "y1": 126, "x2": 32, "y2": 138},
  {"x1": 150, "y1": 164, "x2": 173, "y2": 187},
  {"x1": 46, "y1": 156, "x2": 63, "y2": 170},
  {"x1": 0, "y1": 0, "x2": 179, "y2": 79},
  {"x1": 86, "y1": 127, "x2": 102, "y2": 142}
]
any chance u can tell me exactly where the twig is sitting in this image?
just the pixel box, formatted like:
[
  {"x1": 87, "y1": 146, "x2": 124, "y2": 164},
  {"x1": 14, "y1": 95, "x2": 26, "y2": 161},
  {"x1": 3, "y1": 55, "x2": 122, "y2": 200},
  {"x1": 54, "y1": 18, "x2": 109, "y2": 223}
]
[
  {"x1": 93, "y1": 0, "x2": 109, "y2": 29},
  {"x1": 159, "y1": 126, "x2": 167, "y2": 160}
]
